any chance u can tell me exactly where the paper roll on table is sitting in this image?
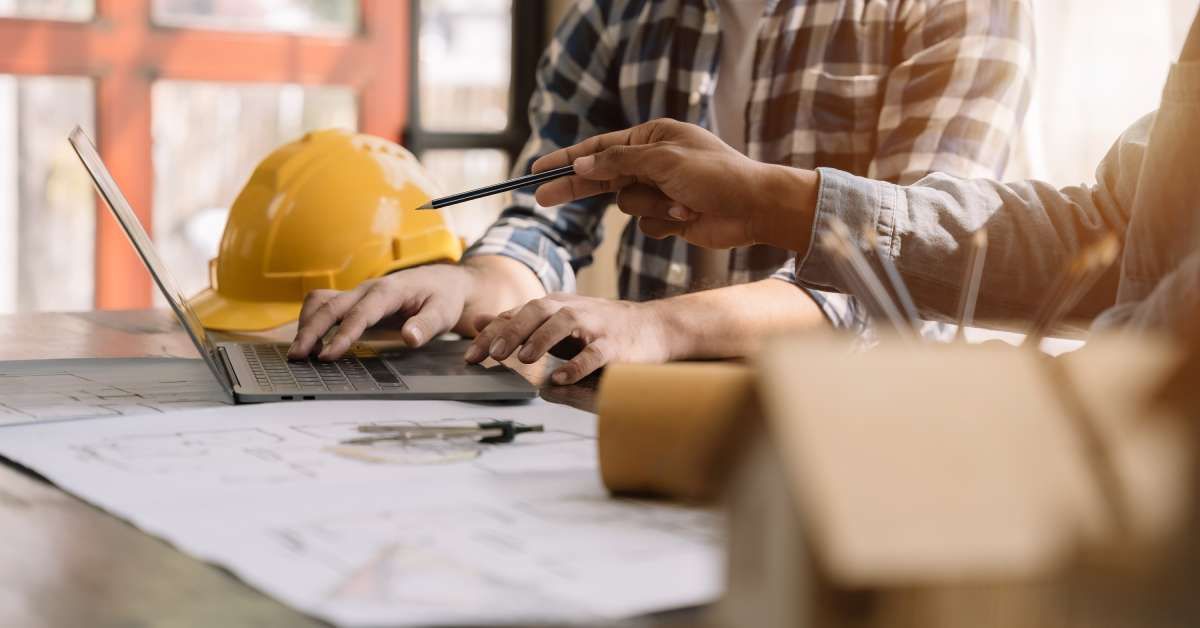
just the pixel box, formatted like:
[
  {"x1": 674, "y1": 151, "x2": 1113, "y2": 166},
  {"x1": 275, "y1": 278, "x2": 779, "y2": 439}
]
[{"x1": 596, "y1": 362, "x2": 758, "y2": 501}]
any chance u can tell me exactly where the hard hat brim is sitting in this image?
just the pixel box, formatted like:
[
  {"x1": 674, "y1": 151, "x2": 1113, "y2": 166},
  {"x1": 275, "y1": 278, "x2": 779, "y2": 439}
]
[{"x1": 188, "y1": 287, "x2": 303, "y2": 332}]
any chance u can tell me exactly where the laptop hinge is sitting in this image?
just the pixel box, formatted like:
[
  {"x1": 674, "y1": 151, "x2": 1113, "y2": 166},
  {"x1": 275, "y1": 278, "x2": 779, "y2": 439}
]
[{"x1": 215, "y1": 346, "x2": 241, "y2": 391}]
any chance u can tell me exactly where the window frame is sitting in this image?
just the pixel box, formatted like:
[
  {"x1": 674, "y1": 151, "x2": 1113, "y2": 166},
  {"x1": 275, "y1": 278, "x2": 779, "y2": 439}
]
[
  {"x1": 0, "y1": 0, "x2": 409, "y2": 309},
  {"x1": 403, "y1": 0, "x2": 546, "y2": 167}
]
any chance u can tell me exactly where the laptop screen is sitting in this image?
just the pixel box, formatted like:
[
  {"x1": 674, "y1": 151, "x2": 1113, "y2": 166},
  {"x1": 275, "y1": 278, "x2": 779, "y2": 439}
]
[{"x1": 68, "y1": 126, "x2": 233, "y2": 393}]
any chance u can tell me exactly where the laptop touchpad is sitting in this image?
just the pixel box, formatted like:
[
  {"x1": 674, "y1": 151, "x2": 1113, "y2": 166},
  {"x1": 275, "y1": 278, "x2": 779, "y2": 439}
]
[{"x1": 380, "y1": 341, "x2": 485, "y2": 376}]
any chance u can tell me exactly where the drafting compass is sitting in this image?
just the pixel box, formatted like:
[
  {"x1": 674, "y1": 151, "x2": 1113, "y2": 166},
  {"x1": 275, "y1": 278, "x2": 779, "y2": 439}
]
[{"x1": 341, "y1": 420, "x2": 544, "y2": 446}]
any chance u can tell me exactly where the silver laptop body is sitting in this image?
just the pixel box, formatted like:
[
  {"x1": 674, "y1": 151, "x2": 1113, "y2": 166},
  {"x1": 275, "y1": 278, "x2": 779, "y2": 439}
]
[{"x1": 68, "y1": 127, "x2": 537, "y2": 403}]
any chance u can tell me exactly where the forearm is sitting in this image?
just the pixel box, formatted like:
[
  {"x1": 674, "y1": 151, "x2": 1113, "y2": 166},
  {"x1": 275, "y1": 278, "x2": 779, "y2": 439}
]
[
  {"x1": 455, "y1": 255, "x2": 546, "y2": 335},
  {"x1": 797, "y1": 153, "x2": 1140, "y2": 322},
  {"x1": 649, "y1": 279, "x2": 828, "y2": 361},
  {"x1": 733, "y1": 148, "x2": 1134, "y2": 324},
  {"x1": 1095, "y1": 253, "x2": 1200, "y2": 334}
]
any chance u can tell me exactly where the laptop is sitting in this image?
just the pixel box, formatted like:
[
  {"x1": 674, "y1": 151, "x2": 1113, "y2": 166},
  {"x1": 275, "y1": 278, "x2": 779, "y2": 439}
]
[{"x1": 68, "y1": 127, "x2": 537, "y2": 403}]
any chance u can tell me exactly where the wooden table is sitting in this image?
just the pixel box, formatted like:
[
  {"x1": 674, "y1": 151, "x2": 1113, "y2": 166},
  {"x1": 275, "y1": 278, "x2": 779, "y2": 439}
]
[{"x1": 0, "y1": 309, "x2": 604, "y2": 628}]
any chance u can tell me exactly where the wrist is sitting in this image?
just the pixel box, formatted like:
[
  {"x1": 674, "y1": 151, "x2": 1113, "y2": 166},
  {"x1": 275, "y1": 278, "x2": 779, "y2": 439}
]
[
  {"x1": 639, "y1": 298, "x2": 692, "y2": 362},
  {"x1": 638, "y1": 300, "x2": 700, "y2": 362},
  {"x1": 457, "y1": 255, "x2": 549, "y2": 334},
  {"x1": 444, "y1": 262, "x2": 484, "y2": 335},
  {"x1": 749, "y1": 163, "x2": 820, "y2": 255},
  {"x1": 457, "y1": 258, "x2": 484, "y2": 295}
]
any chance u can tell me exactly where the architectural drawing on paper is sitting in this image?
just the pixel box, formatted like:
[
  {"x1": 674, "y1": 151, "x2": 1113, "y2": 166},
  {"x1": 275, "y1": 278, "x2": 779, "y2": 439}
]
[
  {"x1": 67, "y1": 415, "x2": 597, "y2": 484},
  {"x1": 292, "y1": 418, "x2": 486, "y2": 466},
  {"x1": 515, "y1": 495, "x2": 724, "y2": 545},
  {"x1": 291, "y1": 416, "x2": 593, "y2": 469},
  {"x1": 0, "y1": 400, "x2": 723, "y2": 625},
  {"x1": 73, "y1": 428, "x2": 325, "y2": 484},
  {"x1": 0, "y1": 358, "x2": 228, "y2": 424},
  {"x1": 273, "y1": 508, "x2": 549, "y2": 610},
  {"x1": 268, "y1": 495, "x2": 721, "y2": 616}
]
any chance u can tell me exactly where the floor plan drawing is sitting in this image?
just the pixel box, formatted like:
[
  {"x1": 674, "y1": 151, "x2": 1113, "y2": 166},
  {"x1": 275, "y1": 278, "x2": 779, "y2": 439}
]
[
  {"x1": 0, "y1": 399, "x2": 723, "y2": 626},
  {"x1": 260, "y1": 488, "x2": 721, "y2": 625},
  {"x1": 68, "y1": 414, "x2": 598, "y2": 484},
  {"x1": 0, "y1": 358, "x2": 229, "y2": 425},
  {"x1": 73, "y1": 428, "x2": 326, "y2": 484}
]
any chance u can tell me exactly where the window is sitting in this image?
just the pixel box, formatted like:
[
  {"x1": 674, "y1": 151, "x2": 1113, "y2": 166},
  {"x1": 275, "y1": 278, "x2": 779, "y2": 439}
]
[
  {"x1": 151, "y1": 0, "x2": 358, "y2": 36},
  {"x1": 0, "y1": 75, "x2": 95, "y2": 313},
  {"x1": 406, "y1": 1, "x2": 545, "y2": 244},
  {"x1": 1007, "y1": 0, "x2": 1200, "y2": 184},
  {"x1": 418, "y1": 0, "x2": 511, "y2": 133},
  {"x1": 0, "y1": 0, "x2": 93, "y2": 21},
  {"x1": 0, "y1": 0, "x2": 406, "y2": 312}
]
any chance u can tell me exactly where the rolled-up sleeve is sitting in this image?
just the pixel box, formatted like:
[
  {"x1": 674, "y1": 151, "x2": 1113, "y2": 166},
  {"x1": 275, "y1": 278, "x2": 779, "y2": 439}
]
[
  {"x1": 770, "y1": 261, "x2": 867, "y2": 333},
  {"x1": 795, "y1": 115, "x2": 1152, "y2": 323}
]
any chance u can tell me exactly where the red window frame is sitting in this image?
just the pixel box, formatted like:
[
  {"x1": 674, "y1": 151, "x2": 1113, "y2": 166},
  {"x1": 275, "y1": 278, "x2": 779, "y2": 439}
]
[{"x1": 0, "y1": 0, "x2": 409, "y2": 309}]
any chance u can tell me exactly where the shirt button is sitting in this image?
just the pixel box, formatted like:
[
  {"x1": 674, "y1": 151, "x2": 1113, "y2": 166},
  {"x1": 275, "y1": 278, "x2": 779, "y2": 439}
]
[{"x1": 667, "y1": 263, "x2": 688, "y2": 285}]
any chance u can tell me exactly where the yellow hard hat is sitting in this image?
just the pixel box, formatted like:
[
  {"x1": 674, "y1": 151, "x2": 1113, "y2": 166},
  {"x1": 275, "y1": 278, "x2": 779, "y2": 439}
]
[{"x1": 188, "y1": 129, "x2": 462, "y2": 331}]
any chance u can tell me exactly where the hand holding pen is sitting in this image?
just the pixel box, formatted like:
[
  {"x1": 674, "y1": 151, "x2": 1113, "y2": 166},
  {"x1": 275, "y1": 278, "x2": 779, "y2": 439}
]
[{"x1": 422, "y1": 118, "x2": 822, "y2": 253}]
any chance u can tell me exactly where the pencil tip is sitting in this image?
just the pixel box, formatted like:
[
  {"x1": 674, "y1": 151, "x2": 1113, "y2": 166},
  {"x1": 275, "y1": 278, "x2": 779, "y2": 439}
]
[{"x1": 415, "y1": 202, "x2": 434, "y2": 210}]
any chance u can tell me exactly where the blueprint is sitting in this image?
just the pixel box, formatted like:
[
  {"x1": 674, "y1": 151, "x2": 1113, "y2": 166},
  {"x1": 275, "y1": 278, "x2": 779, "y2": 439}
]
[
  {"x1": 0, "y1": 399, "x2": 723, "y2": 626},
  {"x1": 0, "y1": 358, "x2": 230, "y2": 425}
]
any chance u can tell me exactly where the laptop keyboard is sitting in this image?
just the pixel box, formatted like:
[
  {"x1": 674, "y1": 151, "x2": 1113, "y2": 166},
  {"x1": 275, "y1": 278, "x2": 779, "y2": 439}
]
[{"x1": 242, "y1": 344, "x2": 407, "y2": 393}]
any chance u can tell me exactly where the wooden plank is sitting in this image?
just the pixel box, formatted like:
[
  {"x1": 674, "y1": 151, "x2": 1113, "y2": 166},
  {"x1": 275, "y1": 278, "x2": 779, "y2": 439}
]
[{"x1": 0, "y1": 15, "x2": 381, "y2": 85}]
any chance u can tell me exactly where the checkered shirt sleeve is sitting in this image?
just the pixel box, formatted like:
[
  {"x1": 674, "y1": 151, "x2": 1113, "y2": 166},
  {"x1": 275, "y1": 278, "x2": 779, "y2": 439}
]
[{"x1": 462, "y1": 2, "x2": 624, "y2": 294}]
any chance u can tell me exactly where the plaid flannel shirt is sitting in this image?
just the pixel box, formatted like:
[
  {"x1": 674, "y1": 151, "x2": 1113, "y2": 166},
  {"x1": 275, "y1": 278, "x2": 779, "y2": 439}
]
[{"x1": 464, "y1": 0, "x2": 1034, "y2": 330}]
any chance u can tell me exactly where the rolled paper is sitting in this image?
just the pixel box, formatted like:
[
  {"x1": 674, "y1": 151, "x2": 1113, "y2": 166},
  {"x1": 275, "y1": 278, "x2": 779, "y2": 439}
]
[{"x1": 597, "y1": 362, "x2": 757, "y2": 501}]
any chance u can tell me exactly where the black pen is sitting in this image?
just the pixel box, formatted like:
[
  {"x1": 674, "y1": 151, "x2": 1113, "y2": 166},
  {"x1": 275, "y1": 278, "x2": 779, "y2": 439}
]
[{"x1": 416, "y1": 164, "x2": 576, "y2": 210}]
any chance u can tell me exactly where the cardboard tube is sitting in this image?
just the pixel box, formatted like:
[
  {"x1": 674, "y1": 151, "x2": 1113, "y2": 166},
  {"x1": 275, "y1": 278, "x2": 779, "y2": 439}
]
[{"x1": 597, "y1": 362, "x2": 757, "y2": 501}]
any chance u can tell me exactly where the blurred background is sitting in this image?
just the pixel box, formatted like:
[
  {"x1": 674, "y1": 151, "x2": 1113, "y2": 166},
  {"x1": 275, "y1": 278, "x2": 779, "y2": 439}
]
[{"x1": 0, "y1": 0, "x2": 1197, "y2": 315}]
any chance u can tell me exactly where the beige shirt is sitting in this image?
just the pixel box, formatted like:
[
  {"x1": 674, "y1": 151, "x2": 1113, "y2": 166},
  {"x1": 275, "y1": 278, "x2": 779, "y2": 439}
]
[{"x1": 689, "y1": 0, "x2": 766, "y2": 291}]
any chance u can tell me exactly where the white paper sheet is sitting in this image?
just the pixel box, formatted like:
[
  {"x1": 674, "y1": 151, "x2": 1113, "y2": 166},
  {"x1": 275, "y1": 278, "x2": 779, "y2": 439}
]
[
  {"x1": 0, "y1": 399, "x2": 723, "y2": 626},
  {"x1": 0, "y1": 358, "x2": 229, "y2": 425}
]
